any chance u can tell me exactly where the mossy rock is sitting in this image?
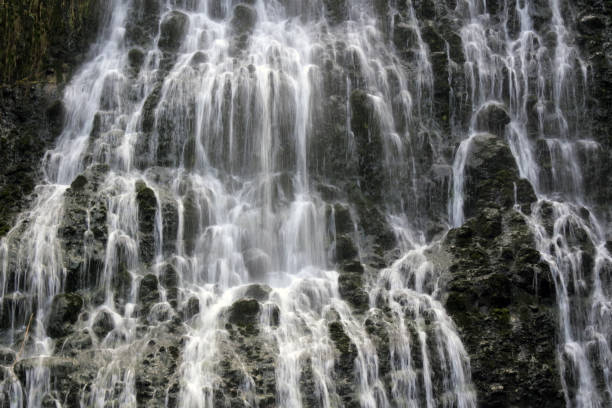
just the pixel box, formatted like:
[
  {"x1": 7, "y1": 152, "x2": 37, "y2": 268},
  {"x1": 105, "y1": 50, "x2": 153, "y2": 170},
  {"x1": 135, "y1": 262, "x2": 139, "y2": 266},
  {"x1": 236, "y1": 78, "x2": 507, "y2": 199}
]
[
  {"x1": 47, "y1": 293, "x2": 84, "y2": 338},
  {"x1": 158, "y1": 11, "x2": 189, "y2": 53},
  {"x1": 228, "y1": 298, "x2": 260, "y2": 327}
]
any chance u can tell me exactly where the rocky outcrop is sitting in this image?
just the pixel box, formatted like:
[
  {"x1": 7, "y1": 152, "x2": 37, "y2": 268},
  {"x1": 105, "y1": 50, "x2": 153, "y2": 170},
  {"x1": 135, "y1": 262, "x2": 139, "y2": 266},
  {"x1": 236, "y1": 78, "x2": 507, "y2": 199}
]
[
  {"x1": 0, "y1": 0, "x2": 103, "y2": 83},
  {"x1": 0, "y1": 0, "x2": 104, "y2": 237},
  {"x1": 462, "y1": 133, "x2": 536, "y2": 219},
  {"x1": 215, "y1": 297, "x2": 278, "y2": 407},
  {"x1": 0, "y1": 84, "x2": 64, "y2": 236},
  {"x1": 439, "y1": 134, "x2": 563, "y2": 407},
  {"x1": 61, "y1": 164, "x2": 109, "y2": 292},
  {"x1": 47, "y1": 293, "x2": 84, "y2": 338},
  {"x1": 573, "y1": 0, "x2": 612, "y2": 229}
]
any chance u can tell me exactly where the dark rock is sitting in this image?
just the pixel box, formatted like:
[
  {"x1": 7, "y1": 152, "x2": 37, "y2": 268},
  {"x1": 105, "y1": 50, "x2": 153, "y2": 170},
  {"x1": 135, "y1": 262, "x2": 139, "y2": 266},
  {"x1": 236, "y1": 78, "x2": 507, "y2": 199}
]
[
  {"x1": 158, "y1": 11, "x2": 189, "y2": 53},
  {"x1": 0, "y1": 347, "x2": 16, "y2": 365},
  {"x1": 227, "y1": 298, "x2": 260, "y2": 328},
  {"x1": 442, "y1": 208, "x2": 563, "y2": 407},
  {"x1": 128, "y1": 48, "x2": 145, "y2": 74},
  {"x1": 57, "y1": 330, "x2": 92, "y2": 356},
  {"x1": 183, "y1": 296, "x2": 200, "y2": 320},
  {"x1": 335, "y1": 234, "x2": 358, "y2": 262},
  {"x1": 463, "y1": 133, "x2": 536, "y2": 218},
  {"x1": 47, "y1": 293, "x2": 83, "y2": 339},
  {"x1": 328, "y1": 317, "x2": 359, "y2": 407},
  {"x1": 323, "y1": 0, "x2": 348, "y2": 25},
  {"x1": 92, "y1": 311, "x2": 114, "y2": 338},
  {"x1": 242, "y1": 284, "x2": 272, "y2": 301},
  {"x1": 160, "y1": 263, "x2": 179, "y2": 307},
  {"x1": 473, "y1": 102, "x2": 511, "y2": 136},
  {"x1": 135, "y1": 180, "x2": 157, "y2": 264},
  {"x1": 61, "y1": 166, "x2": 109, "y2": 293},
  {"x1": 138, "y1": 274, "x2": 161, "y2": 316},
  {"x1": 0, "y1": 0, "x2": 102, "y2": 83},
  {"x1": 229, "y1": 3, "x2": 257, "y2": 52}
]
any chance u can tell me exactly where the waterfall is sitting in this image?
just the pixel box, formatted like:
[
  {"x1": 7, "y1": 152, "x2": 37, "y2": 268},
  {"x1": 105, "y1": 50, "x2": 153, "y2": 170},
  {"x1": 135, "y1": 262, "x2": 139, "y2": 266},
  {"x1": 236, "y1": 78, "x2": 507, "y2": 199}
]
[
  {"x1": 449, "y1": 0, "x2": 611, "y2": 406},
  {"x1": 0, "y1": 0, "x2": 609, "y2": 407}
]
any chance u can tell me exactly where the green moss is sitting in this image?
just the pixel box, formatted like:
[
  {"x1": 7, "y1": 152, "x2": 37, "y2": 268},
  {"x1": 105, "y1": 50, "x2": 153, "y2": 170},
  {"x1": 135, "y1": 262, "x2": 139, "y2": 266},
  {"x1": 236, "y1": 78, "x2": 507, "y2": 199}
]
[{"x1": 0, "y1": 0, "x2": 102, "y2": 84}]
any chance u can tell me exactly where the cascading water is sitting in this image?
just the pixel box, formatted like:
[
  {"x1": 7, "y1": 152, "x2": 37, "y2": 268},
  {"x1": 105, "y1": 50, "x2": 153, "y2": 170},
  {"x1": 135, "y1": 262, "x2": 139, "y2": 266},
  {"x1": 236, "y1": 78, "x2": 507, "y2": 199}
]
[
  {"x1": 0, "y1": 0, "x2": 609, "y2": 407},
  {"x1": 0, "y1": 0, "x2": 475, "y2": 406},
  {"x1": 449, "y1": 0, "x2": 611, "y2": 406}
]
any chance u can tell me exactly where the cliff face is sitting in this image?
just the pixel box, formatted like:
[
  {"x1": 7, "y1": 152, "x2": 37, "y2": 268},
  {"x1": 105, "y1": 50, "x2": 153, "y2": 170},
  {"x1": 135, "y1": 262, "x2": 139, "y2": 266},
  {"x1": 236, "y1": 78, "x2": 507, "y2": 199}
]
[
  {"x1": 0, "y1": 0, "x2": 103, "y2": 236},
  {"x1": 0, "y1": 0, "x2": 103, "y2": 84},
  {"x1": 0, "y1": 0, "x2": 610, "y2": 407}
]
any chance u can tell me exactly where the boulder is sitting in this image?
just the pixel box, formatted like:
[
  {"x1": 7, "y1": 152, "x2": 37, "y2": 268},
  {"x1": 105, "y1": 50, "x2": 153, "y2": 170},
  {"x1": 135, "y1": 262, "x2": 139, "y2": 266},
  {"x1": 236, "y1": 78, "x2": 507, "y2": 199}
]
[
  {"x1": 441, "y1": 208, "x2": 562, "y2": 407},
  {"x1": 135, "y1": 181, "x2": 157, "y2": 264},
  {"x1": 227, "y1": 298, "x2": 260, "y2": 328},
  {"x1": 157, "y1": 11, "x2": 189, "y2": 53},
  {"x1": 47, "y1": 293, "x2": 83, "y2": 339},
  {"x1": 138, "y1": 274, "x2": 161, "y2": 316},
  {"x1": 463, "y1": 133, "x2": 536, "y2": 218},
  {"x1": 92, "y1": 311, "x2": 114, "y2": 338},
  {"x1": 473, "y1": 102, "x2": 511, "y2": 136}
]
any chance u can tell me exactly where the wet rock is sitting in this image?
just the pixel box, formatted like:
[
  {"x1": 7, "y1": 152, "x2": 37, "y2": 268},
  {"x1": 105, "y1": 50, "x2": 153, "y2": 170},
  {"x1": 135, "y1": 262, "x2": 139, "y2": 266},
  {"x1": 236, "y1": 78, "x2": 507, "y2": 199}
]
[
  {"x1": 135, "y1": 180, "x2": 157, "y2": 264},
  {"x1": 242, "y1": 283, "x2": 272, "y2": 301},
  {"x1": 183, "y1": 296, "x2": 200, "y2": 320},
  {"x1": 463, "y1": 133, "x2": 536, "y2": 218},
  {"x1": 92, "y1": 311, "x2": 114, "y2": 338},
  {"x1": 125, "y1": 0, "x2": 161, "y2": 47},
  {"x1": 393, "y1": 20, "x2": 419, "y2": 59},
  {"x1": 138, "y1": 274, "x2": 161, "y2": 316},
  {"x1": 158, "y1": 11, "x2": 189, "y2": 53},
  {"x1": 216, "y1": 317, "x2": 278, "y2": 407},
  {"x1": 227, "y1": 298, "x2": 260, "y2": 329},
  {"x1": 332, "y1": 203, "x2": 353, "y2": 235},
  {"x1": 350, "y1": 90, "x2": 384, "y2": 202},
  {"x1": 57, "y1": 330, "x2": 92, "y2": 357},
  {"x1": 14, "y1": 356, "x2": 76, "y2": 386},
  {"x1": 328, "y1": 319, "x2": 359, "y2": 407},
  {"x1": 323, "y1": 0, "x2": 348, "y2": 25},
  {"x1": 473, "y1": 102, "x2": 511, "y2": 136},
  {"x1": 335, "y1": 234, "x2": 358, "y2": 262},
  {"x1": 128, "y1": 48, "x2": 145, "y2": 74},
  {"x1": 61, "y1": 165, "x2": 109, "y2": 292},
  {"x1": 112, "y1": 261, "x2": 132, "y2": 305},
  {"x1": 47, "y1": 293, "x2": 84, "y2": 339},
  {"x1": 441, "y1": 208, "x2": 562, "y2": 407},
  {"x1": 0, "y1": 0, "x2": 102, "y2": 83},
  {"x1": 160, "y1": 194, "x2": 179, "y2": 255},
  {"x1": 421, "y1": 23, "x2": 446, "y2": 53},
  {"x1": 230, "y1": 4, "x2": 257, "y2": 52},
  {"x1": 160, "y1": 263, "x2": 179, "y2": 307},
  {"x1": 134, "y1": 326, "x2": 184, "y2": 406},
  {"x1": 182, "y1": 190, "x2": 203, "y2": 255},
  {"x1": 0, "y1": 85, "x2": 67, "y2": 237},
  {"x1": 0, "y1": 347, "x2": 16, "y2": 365}
]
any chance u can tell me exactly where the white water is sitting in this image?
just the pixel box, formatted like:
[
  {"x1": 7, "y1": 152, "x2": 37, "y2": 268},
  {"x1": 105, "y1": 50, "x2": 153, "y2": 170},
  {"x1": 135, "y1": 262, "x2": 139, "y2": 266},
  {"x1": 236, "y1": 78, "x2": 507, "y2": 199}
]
[
  {"x1": 0, "y1": 0, "x2": 609, "y2": 406},
  {"x1": 0, "y1": 0, "x2": 475, "y2": 407},
  {"x1": 450, "y1": 0, "x2": 611, "y2": 406}
]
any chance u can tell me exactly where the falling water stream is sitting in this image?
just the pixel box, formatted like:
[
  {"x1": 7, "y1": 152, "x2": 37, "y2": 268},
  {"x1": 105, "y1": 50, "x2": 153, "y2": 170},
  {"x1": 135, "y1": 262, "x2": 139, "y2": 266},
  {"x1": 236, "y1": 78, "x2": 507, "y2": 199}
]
[{"x1": 0, "y1": 0, "x2": 609, "y2": 407}]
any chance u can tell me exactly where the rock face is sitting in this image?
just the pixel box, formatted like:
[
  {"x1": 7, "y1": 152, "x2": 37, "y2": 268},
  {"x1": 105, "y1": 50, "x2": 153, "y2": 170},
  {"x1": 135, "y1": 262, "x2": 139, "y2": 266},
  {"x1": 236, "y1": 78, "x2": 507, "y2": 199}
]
[
  {"x1": 61, "y1": 164, "x2": 109, "y2": 292},
  {"x1": 440, "y1": 134, "x2": 563, "y2": 407},
  {"x1": 463, "y1": 133, "x2": 536, "y2": 219},
  {"x1": 158, "y1": 11, "x2": 189, "y2": 53},
  {"x1": 0, "y1": 85, "x2": 65, "y2": 236},
  {"x1": 0, "y1": 0, "x2": 611, "y2": 406},
  {"x1": 0, "y1": 0, "x2": 103, "y2": 83},
  {"x1": 47, "y1": 293, "x2": 84, "y2": 338},
  {"x1": 442, "y1": 210, "x2": 563, "y2": 407},
  {"x1": 0, "y1": 0, "x2": 103, "y2": 237}
]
